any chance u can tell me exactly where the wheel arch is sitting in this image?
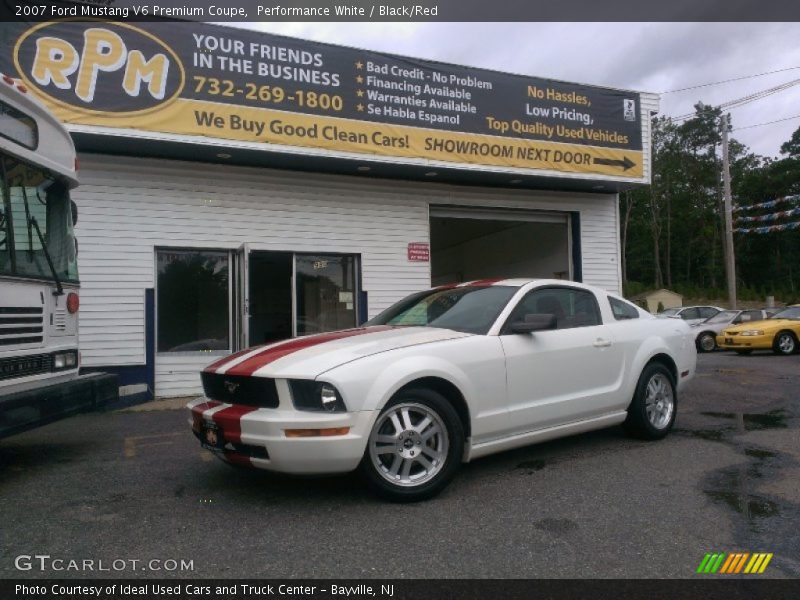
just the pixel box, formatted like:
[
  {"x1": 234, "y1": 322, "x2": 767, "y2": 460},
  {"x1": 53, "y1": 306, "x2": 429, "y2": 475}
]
[
  {"x1": 394, "y1": 376, "x2": 471, "y2": 440},
  {"x1": 646, "y1": 353, "x2": 678, "y2": 384}
]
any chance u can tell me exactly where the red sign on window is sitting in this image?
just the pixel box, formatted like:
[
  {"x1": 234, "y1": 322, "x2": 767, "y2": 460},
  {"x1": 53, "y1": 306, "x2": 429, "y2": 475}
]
[{"x1": 407, "y1": 242, "x2": 430, "y2": 262}]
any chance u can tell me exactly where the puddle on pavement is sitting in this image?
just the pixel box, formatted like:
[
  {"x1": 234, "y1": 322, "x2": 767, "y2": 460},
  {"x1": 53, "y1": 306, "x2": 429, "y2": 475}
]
[
  {"x1": 703, "y1": 447, "x2": 782, "y2": 532},
  {"x1": 699, "y1": 410, "x2": 788, "y2": 431}
]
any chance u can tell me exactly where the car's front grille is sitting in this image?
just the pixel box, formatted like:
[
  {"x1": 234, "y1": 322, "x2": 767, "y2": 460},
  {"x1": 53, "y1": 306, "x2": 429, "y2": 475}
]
[
  {"x1": 201, "y1": 372, "x2": 279, "y2": 408},
  {"x1": 0, "y1": 307, "x2": 44, "y2": 346},
  {"x1": 0, "y1": 353, "x2": 53, "y2": 381}
]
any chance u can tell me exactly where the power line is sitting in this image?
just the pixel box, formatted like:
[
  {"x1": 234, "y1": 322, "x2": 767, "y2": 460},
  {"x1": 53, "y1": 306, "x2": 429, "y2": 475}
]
[
  {"x1": 732, "y1": 114, "x2": 800, "y2": 131},
  {"x1": 670, "y1": 78, "x2": 800, "y2": 122},
  {"x1": 662, "y1": 66, "x2": 800, "y2": 94}
]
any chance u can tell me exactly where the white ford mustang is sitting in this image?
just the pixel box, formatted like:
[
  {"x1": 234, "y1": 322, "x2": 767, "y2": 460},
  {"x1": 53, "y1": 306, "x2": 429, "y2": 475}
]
[{"x1": 189, "y1": 279, "x2": 696, "y2": 501}]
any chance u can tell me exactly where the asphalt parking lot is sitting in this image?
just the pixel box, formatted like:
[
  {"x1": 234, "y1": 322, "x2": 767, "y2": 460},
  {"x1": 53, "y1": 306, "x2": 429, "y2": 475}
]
[{"x1": 1, "y1": 352, "x2": 798, "y2": 579}]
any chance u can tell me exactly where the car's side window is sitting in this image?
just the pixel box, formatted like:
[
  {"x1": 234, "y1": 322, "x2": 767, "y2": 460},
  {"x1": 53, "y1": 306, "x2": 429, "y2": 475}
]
[
  {"x1": 741, "y1": 310, "x2": 762, "y2": 322},
  {"x1": 681, "y1": 308, "x2": 700, "y2": 320},
  {"x1": 699, "y1": 307, "x2": 719, "y2": 319},
  {"x1": 505, "y1": 287, "x2": 602, "y2": 331},
  {"x1": 609, "y1": 296, "x2": 639, "y2": 320}
]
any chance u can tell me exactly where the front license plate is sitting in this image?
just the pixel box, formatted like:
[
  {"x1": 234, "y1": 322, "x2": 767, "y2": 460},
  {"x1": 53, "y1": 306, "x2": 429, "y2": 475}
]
[
  {"x1": 201, "y1": 423, "x2": 224, "y2": 450},
  {"x1": 725, "y1": 338, "x2": 734, "y2": 344}
]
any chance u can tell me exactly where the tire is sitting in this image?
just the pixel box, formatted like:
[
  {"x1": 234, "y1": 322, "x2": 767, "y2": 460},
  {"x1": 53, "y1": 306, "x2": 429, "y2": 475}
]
[
  {"x1": 734, "y1": 350, "x2": 753, "y2": 355},
  {"x1": 623, "y1": 362, "x2": 677, "y2": 440},
  {"x1": 773, "y1": 331, "x2": 798, "y2": 356},
  {"x1": 360, "y1": 388, "x2": 464, "y2": 502},
  {"x1": 696, "y1": 332, "x2": 717, "y2": 353}
]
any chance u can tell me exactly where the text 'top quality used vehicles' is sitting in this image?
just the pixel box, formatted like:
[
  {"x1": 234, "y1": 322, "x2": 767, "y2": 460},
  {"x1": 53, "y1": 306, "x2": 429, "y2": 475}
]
[{"x1": 189, "y1": 279, "x2": 697, "y2": 501}]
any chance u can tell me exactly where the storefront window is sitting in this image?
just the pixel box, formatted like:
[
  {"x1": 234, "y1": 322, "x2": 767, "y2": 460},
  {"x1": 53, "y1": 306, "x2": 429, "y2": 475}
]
[
  {"x1": 295, "y1": 254, "x2": 357, "y2": 335},
  {"x1": 157, "y1": 249, "x2": 230, "y2": 352}
]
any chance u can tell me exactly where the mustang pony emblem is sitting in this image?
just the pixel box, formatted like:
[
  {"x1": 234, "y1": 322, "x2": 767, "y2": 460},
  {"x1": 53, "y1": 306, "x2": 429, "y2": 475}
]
[{"x1": 224, "y1": 380, "x2": 240, "y2": 394}]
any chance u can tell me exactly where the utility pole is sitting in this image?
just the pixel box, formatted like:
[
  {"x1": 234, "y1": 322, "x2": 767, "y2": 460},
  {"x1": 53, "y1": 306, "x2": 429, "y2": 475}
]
[{"x1": 720, "y1": 113, "x2": 737, "y2": 309}]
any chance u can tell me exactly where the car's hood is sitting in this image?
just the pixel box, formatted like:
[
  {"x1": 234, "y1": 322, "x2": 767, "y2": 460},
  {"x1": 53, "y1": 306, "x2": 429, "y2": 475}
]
[
  {"x1": 204, "y1": 326, "x2": 472, "y2": 378},
  {"x1": 723, "y1": 318, "x2": 794, "y2": 334}
]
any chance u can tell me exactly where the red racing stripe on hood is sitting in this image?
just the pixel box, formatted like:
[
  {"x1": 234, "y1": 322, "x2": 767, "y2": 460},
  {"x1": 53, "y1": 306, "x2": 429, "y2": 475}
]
[
  {"x1": 211, "y1": 405, "x2": 259, "y2": 444},
  {"x1": 223, "y1": 325, "x2": 396, "y2": 377},
  {"x1": 203, "y1": 346, "x2": 265, "y2": 372}
]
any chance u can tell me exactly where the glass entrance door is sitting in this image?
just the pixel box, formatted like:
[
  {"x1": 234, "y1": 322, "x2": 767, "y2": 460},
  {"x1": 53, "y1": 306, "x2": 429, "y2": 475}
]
[{"x1": 295, "y1": 254, "x2": 358, "y2": 336}]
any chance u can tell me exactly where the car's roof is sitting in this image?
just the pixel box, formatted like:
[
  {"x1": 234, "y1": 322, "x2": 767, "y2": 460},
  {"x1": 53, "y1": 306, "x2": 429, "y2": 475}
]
[{"x1": 439, "y1": 278, "x2": 595, "y2": 289}]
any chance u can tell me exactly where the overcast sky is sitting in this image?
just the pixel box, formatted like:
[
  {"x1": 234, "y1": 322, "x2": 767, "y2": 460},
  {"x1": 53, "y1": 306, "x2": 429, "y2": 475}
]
[{"x1": 230, "y1": 22, "x2": 800, "y2": 158}]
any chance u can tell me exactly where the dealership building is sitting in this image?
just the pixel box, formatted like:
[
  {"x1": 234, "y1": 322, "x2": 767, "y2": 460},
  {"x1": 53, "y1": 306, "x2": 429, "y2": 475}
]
[{"x1": 2, "y1": 21, "x2": 658, "y2": 399}]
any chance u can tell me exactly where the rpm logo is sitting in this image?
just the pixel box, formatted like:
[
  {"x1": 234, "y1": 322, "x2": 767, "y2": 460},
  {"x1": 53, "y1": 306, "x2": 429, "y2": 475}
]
[{"x1": 14, "y1": 22, "x2": 185, "y2": 114}]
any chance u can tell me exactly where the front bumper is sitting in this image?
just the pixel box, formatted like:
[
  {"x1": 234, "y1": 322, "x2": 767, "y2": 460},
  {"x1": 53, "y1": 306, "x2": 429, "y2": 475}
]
[
  {"x1": 716, "y1": 332, "x2": 772, "y2": 351},
  {"x1": 188, "y1": 398, "x2": 376, "y2": 474},
  {"x1": 0, "y1": 372, "x2": 118, "y2": 439}
]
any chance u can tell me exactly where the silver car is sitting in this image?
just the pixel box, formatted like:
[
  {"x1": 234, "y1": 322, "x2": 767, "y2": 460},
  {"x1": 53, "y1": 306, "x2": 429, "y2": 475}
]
[
  {"x1": 657, "y1": 306, "x2": 723, "y2": 327},
  {"x1": 691, "y1": 309, "x2": 771, "y2": 352}
]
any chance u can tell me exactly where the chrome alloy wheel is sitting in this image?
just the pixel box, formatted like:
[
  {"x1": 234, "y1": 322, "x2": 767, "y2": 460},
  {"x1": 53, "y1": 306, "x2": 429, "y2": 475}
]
[
  {"x1": 368, "y1": 402, "x2": 449, "y2": 487},
  {"x1": 645, "y1": 373, "x2": 674, "y2": 430},
  {"x1": 777, "y1": 333, "x2": 796, "y2": 354}
]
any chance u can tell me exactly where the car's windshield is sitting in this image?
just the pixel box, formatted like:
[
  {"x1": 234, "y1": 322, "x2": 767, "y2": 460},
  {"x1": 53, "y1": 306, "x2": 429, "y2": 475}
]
[
  {"x1": 771, "y1": 306, "x2": 800, "y2": 320},
  {"x1": 366, "y1": 285, "x2": 518, "y2": 334},
  {"x1": 659, "y1": 308, "x2": 680, "y2": 316},
  {"x1": 0, "y1": 154, "x2": 78, "y2": 283},
  {"x1": 706, "y1": 310, "x2": 738, "y2": 324}
]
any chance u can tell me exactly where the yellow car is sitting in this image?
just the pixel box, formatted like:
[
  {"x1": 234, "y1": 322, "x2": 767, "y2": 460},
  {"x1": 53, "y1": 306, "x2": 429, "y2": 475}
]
[{"x1": 717, "y1": 305, "x2": 800, "y2": 355}]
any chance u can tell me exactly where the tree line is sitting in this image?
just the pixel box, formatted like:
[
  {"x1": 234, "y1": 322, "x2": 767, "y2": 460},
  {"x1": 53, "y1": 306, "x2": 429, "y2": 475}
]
[{"x1": 621, "y1": 103, "x2": 800, "y2": 304}]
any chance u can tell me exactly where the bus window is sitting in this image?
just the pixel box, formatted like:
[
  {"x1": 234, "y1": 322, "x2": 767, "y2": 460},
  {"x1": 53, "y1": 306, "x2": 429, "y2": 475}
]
[{"x1": 1, "y1": 155, "x2": 78, "y2": 282}]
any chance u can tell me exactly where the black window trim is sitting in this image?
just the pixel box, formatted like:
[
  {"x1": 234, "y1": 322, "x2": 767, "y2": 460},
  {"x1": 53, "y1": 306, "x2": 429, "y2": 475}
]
[
  {"x1": 608, "y1": 295, "x2": 640, "y2": 321},
  {"x1": 499, "y1": 284, "x2": 603, "y2": 335}
]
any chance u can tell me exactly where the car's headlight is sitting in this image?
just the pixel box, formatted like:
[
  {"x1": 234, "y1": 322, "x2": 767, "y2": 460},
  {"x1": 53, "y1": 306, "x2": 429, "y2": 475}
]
[
  {"x1": 53, "y1": 350, "x2": 78, "y2": 370},
  {"x1": 740, "y1": 330, "x2": 765, "y2": 336},
  {"x1": 288, "y1": 380, "x2": 347, "y2": 412}
]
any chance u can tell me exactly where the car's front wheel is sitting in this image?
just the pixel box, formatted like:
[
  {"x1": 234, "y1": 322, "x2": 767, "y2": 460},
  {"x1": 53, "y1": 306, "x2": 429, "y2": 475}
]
[
  {"x1": 360, "y1": 389, "x2": 464, "y2": 502},
  {"x1": 773, "y1": 331, "x2": 798, "y2": 355},
  {"x1": 623, "y1": 362, "x2": 677, "y2": 440},
  {"x1": 696, "y1": 332, "x2": 717, "y2": 352}
]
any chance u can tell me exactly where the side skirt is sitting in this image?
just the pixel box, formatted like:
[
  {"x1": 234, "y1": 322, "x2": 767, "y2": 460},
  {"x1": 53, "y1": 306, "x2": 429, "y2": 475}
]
[{"x1": 464, "y1": 411, "x2": 628, "y2": 462}]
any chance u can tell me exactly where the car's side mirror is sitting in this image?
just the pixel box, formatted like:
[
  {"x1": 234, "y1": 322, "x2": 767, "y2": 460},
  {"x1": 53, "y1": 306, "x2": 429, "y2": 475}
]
[{"x1": 510, "y1": 313, "x2": 557, "y2": 334}]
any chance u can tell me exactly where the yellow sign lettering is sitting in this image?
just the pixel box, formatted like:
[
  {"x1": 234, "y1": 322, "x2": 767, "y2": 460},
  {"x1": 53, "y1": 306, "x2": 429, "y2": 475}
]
[
  {"x1": 31, "y1": 37, "x2": 78, "y2": 89},
  {"x1": 123, "y1": 50, "x2": 169, "y2": 99},
  {"x1": 75, "y1": 28, "x2": 127, "y2": 103}
]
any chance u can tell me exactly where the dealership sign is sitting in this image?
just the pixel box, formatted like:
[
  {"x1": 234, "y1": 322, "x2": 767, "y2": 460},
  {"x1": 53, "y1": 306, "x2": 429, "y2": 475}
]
[{"x1": 2, "y1": 21, "x2": 645, "y2": 179}]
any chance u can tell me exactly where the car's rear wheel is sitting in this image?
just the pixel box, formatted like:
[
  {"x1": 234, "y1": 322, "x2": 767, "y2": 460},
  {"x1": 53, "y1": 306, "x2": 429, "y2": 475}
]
[
  {"x1": 360, "y1": 389, "x2": 463, "y2": 502},
  {"x1": 623, "y1": 363, "x2": 677, "y2": 440},
  {"x1": 696, "y1": 332, "x2": 716, "y2": 353},
  {"x1": 773, "y1": 331, "x2": 798, "y2": 356}
]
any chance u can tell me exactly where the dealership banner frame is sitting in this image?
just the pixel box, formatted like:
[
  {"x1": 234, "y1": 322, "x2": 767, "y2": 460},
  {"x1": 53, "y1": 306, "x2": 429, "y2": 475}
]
[{"x1": 3, "y1": 19, "x2": 648, "y2": 179}]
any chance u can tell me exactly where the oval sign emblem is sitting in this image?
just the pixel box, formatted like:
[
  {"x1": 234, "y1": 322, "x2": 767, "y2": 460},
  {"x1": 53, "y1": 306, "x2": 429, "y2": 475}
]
[{"x1": 14, "y1": 21, "x2": 185, "y2": 115}]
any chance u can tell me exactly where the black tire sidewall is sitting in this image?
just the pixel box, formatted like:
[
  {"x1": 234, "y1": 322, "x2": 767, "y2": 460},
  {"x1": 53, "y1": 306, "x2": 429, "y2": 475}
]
[
  {"x1": 697, "y1": 332, "x2": 716, "y2": 352},
  {"x1": 624, "y1": 363, "x2": 677, "y2": 440},
  {"x1": 360, "y1": 388, "x2": 464, "y2": 502}
]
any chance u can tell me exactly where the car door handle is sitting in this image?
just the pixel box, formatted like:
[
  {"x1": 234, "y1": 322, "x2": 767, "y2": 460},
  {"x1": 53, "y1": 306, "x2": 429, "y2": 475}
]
[{"x1": 593, "y1": 338, "x2": 612, "y2": 348}]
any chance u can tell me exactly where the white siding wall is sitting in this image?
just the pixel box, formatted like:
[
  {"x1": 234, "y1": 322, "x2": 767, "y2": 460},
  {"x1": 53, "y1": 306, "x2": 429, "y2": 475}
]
[{"x1": 73, "y1": 154, "x2": 620, "y2": 397}]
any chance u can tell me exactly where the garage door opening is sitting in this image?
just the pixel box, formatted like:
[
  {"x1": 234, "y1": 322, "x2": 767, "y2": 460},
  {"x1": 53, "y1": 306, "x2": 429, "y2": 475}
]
[{"x1": 430, "y1": 207, "x2": 573, "y2": 286}]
